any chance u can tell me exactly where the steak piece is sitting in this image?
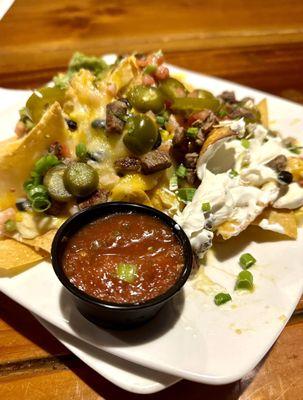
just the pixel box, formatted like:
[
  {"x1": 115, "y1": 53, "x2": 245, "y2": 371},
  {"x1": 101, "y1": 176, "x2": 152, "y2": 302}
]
[
  {"x1": 172, "y1": 126, "x2": 186, "y2": 146},
  {"x1": 218, "y1": 91, "x2": 237, "y2": 104},
  {"x1": 106, "y1": 100, "x2": 127, "y2": 134},
  {"x1": 140, "y1": 149, "x2": 172, "y2": 174},
  {"x1": 114, "y1": 157, "x2": 142, "y2": 174},
  {"x1": 266, "y1": 155, "x2": 287, "y2": 172},
  {"x1": 184, "y1": 152, "x2": 199, "y2": 169},
  {"x1": 186, "y1": 168, "x2": 197, "y2": 185},
  {"x1": 78, "y1": 189, "x2": 110, "y2": 210}
]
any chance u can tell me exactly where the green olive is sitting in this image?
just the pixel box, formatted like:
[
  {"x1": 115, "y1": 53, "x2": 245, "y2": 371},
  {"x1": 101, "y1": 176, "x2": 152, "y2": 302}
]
[
  {"x1": 26, "y1": 86, "x2": 65, "y2": 124},
  {"x1": 123, "y1": 114, "x2": 158, "y2": 155},
  {"x1": 158, "y1": 77, "x2": 187, "y2": 100},
  {"x1": 127, "y1": 85, "x2": 164, "y2": 113},
  {"x1": 43, "y1": 165, "x2": 73, "y2": 202},
  {"x1": 63, "y1": 162, "x2": 99, "y2": 197}
]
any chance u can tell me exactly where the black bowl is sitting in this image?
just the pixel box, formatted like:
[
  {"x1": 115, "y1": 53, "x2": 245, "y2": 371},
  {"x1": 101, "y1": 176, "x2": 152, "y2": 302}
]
[{"x1": 51, "y1": 202, "x2": 193, "y2": 329}]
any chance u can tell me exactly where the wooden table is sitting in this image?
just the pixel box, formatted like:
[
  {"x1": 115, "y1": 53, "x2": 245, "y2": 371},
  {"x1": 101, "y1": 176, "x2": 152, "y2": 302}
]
[{"x1": 0, "y1": 1, "x2": 303, "y2": 398}]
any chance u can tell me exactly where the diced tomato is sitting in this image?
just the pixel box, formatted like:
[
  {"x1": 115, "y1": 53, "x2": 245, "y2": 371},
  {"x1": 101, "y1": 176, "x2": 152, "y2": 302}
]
[
  {"x1": 154, "y1": 65, "x2": 169, "y2": 80},
  {"x1": 142, "y1": 74, "x2": 156, "y2": 86}
]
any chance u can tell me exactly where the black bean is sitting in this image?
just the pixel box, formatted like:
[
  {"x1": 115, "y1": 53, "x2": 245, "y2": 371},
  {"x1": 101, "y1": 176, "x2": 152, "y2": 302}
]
[
  {"x1": 91, "y1": 119, "x2": 106, "y2": 129},
  {"x1": 15, "y1": 199, "x2": 31, "y2": 211},
  {"x1": 278, "y1": 171, "x2": 293, "y2": 185},
  {"x1": 66, "y1": 119, "x2": 77, "y2": 131}
]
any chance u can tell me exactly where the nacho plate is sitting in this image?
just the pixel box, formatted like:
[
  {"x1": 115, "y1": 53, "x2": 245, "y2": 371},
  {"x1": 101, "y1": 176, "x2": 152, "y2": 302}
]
[{"x1": 0, "y1": 61, "x2": 302, "y2": 394}]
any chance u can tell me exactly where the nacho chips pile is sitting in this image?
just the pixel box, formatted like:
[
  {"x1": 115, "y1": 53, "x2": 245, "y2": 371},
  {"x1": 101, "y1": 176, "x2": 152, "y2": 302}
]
[{"x1": 1, "y1": 51, "x2": 302, "y2": 275}]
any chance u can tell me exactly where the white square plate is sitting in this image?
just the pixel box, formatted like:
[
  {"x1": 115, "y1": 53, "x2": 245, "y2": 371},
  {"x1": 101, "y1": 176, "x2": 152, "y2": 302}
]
[{"x1": 0, "y1": 65, "x2": 302, "y2": 391}]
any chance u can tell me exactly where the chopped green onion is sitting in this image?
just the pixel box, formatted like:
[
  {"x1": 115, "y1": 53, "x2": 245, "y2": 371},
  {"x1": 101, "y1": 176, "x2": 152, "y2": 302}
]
[
  {"x1": 176, "y1": 164, "x2": 187, "y2": 178},
  {"x1": 27, "y1": 185, "x2": 48, "y2": 201},
  {"x1": 235, "y1": 270, "x2": 254, "y2": 291},
  {"x1": 143, "y1": 64, "x2": 157, "y2": 75},
  {"x1": 177, "y1": 188, "x2": 196, "y2": 202},
  {"x1": 214, "y1": 292, "x2": 232, "y2": 306},
  {"x1": 31, "y1": 196, "x2": 51, "y2": 213},
  {"x1": 34, "y1": 154, "x2": 60, "y2": 176},
  {"x1": 4, "y1": 219, "x2": 17, "y2": 233},
  {"x1": 288, "y1": 146, "x2": 302, "y2": 154},
  {"x1": 23, "y1": 179, "x2": 36, "y2": 192},
  {"x1": 239, "y1": 253, "x2": 256, "y2": 270},
  {"x1": 186, "y1": 127, "x2": 199, "y2": 139},
  {"x1": 169, "y1": 174, "x2": 178, "y2": 191},
  {"x1": 201, "y1": 202, "x2": 211, "y2": 213},
  {"x1": 156, "y1": 115, "x2": 166, "y2": 126},
  {"x1": 241, "y1": 138, "x2": 250, "y2": 149},
  {"x1": 229, "y1": 169, "x2": 238, "y2": 178},
  {"x1": 116, "y1": 263, "x2": 138, "y2": 283},
  {"x1": 76, "y1": 143, "x2": 87, "y2": 160},
  {"x1": 218, "y1": 109, "x2": 228, "y2": 117}
]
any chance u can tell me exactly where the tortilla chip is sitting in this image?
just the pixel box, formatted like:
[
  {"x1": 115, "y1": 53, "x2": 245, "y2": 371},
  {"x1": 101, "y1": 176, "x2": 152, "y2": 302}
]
[
  {"x1": 254, "y1": 208, "x2": 298, "y2": 239},
  {"x1": 0, "y1": 239, "x2": 44, "y2": 276},
  {"x1": 200, "y1": 126, "x2": 235, "y2": 158},
  {"x1": 257, "y1": 98, "x2": 269, "y2": 128},
  {"x1": 294, "y1": 206, "x2": 303, "y2": 227},
  {"x1": 0, "y1": 102, "x2": 69, "y2": 201},
  {"x1": 217, "y1": 220, "x2": 241, "y2": 240},
  {"x1": 197, "y1": 127, "x2": 236, "y2": 178},
  {"x1": 22, "y1": 229, "x2": 56, "y2": 253}
]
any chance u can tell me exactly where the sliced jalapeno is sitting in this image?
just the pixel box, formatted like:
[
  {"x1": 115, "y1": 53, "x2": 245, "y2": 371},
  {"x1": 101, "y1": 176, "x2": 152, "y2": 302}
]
[
  {"x1": 127, "y1": 85, "x2": 164, "y2": 113},
  {"x1": 43, "y1": 165, "x2": 73, "y2": 202},
  {"x1": 63, "y1": 162, "x2": 99, "y2": 197},
  {"x1": 172, "y1": 96, "x2": 220, "y2": 112},
  {"x1": 26, "y1": 87, "x2": 65, "y2": 123},
  {"x1": 158, "y1": 77, "x2": 187, "y2": 100}
]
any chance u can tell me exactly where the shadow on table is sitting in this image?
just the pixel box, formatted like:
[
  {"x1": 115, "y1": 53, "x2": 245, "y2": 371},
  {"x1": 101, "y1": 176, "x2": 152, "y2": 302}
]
[
  {"x1": 64, "y1": 353, "x2": 266, "y2": 400},
  {"x1": 0, "y1": 292, "x2": 66, "y2": 356}
]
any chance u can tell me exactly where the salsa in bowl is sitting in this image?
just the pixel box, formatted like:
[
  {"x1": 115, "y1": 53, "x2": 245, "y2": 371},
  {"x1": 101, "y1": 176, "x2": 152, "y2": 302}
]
[{"x1": 51, "y1": 202, "x2": 193, "y2": 328}]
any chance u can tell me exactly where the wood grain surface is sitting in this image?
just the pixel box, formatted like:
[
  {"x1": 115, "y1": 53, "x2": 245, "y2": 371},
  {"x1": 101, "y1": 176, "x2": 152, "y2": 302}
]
[{"x1": 0, "y1": 1, "x2": 303, "y2": 399}]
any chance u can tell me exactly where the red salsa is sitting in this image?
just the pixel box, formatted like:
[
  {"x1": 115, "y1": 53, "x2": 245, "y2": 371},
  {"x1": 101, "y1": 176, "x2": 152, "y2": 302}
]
[{"x1": 62, "y1": 212, "x2": 184, "y2": 304}]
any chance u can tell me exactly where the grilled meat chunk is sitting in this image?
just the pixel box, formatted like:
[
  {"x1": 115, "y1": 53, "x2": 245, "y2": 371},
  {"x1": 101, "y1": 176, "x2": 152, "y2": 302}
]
[
  {"x1": 184, "y1": 152, "x2": 199, "y2": 169},
  {"x1": 78, "y1": 189, "x2": 110, "y2": 210},
  {"x1": 106, "y1": 100, "x2": 127, "y2": 134},
  {"x1": 266, "y1": 155, "x2": 287, "y2": 172},
  {"x1": 140, "y1": 149, "x2": 171, "y2": 174},
  {"x1": 114, "y1": 157, "x2": 142, "y2": 174}
]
